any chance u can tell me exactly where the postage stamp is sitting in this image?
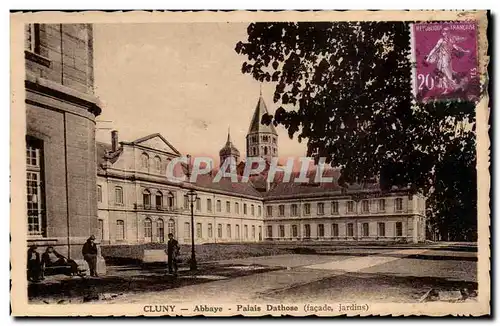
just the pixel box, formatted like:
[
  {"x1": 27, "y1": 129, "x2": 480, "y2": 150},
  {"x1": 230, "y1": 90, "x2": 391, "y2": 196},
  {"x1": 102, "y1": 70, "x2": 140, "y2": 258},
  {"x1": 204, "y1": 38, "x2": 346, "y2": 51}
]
[
  {"x1": 9, "y1": 10, "x2": 490, "y2": 317},
  {"x1": 412, "y1": 21, "x2": 480, "y2": 102}
]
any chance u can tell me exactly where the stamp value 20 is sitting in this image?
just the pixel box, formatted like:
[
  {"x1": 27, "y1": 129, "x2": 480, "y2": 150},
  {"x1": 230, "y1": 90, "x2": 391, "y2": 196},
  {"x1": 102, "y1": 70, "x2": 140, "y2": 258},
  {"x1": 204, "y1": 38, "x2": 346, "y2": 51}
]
[{"x1": 412, "y1": 21, "x2": 479, "y2": 102}]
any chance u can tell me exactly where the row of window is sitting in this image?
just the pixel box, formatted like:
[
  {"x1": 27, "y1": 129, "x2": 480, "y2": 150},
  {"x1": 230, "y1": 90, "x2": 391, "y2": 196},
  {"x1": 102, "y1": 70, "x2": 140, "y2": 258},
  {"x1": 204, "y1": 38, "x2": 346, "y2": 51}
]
[
  {"x1": 183, "y1": 222, "x2": 263, "y2": 241},
  {"x1": 102, "y1": 218, "x2": 264, "y2": 242},
  {"x1": 249, "y1": 135, "x2": 277, "y2": 144},
  {"x1": 186, "y1": 198, "x2": 262, "y2": 217},
  {"x1": 140, "y1": 152, "x2": 165, "y2": 172},
  {"x1": 98, "y1": 185, "x2": 263, "y2": 217},
  {"x1": 267, "y1": 198, "x2": 404, "y2": 217},
  {"x1": 249, "y1": 146, "x2": 276, "y2": 156},
  {"x1": 267, "y1": 222, "x2": 404, "y2": 238}
]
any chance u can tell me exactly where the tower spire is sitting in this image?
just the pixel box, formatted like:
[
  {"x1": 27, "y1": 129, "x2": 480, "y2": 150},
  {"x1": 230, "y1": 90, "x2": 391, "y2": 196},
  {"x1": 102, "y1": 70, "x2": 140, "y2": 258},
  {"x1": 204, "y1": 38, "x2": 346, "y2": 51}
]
[
  {"x1": 259, "y1": 83, "x2": 262, "y2": 97},
  {"x1": 227, "y1": 126, "x2": 231, "y2": 143}
]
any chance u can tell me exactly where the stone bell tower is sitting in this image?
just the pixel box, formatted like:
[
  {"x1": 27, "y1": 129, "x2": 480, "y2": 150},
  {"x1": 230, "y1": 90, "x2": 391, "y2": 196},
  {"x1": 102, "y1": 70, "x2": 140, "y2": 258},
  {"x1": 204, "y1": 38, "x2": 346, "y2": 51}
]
[{"x1": 246, "y1": 92, "x2": 278, "y2": 162}]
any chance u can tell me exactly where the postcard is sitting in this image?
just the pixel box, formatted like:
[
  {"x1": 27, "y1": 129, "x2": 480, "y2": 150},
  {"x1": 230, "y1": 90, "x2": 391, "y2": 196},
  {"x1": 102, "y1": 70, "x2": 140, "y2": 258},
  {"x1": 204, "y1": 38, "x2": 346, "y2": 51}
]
[{"x1": 10, "y1": 10, "x2": 490, "y2": 316}]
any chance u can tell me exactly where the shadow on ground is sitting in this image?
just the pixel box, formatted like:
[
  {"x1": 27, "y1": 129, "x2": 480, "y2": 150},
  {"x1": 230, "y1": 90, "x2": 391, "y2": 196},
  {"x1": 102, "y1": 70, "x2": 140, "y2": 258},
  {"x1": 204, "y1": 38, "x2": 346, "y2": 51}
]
[
  {"x1": 28, "y1": 263, "x2": 282, "y2": 304},
  {"x1": 261, "y1": 271, "x2": 478, "y2": 303}
]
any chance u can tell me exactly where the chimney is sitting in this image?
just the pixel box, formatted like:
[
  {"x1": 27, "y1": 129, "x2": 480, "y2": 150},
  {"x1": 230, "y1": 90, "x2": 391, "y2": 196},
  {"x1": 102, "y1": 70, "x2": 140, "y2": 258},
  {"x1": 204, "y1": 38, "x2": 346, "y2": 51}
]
[{"x1": 111, "y1": 130, "x2": 119, "y2": 152}]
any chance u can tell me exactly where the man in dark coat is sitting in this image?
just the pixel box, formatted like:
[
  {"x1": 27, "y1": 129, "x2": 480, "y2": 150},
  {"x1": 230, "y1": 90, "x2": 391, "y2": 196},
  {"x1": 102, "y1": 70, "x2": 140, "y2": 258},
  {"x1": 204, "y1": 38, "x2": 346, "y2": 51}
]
[
  {"x1": 27, "y1": 245, "x2": 42, "y2": 282},
  {"x1": 166, "y1": 233, "x2": 180, "y2": 276},
  {"x1": 82, "y1": 235, "x2": 99, "y2": 277}
]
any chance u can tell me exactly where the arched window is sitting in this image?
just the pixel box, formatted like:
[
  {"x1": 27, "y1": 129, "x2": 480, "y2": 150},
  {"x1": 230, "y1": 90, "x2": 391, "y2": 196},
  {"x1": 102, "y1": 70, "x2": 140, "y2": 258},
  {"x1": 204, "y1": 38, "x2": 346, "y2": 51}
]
[
  {"x1": 156, "y1": 191, "x2": 163, "y2": 208},
  {"x1": 167, "y1": 219, "x2": 175, "y2": 237},
  {"x1": 157, "y1": 218, "x2": 164, "y2": 243},
  {"x1": 141, "y1": 152, "x2": 149, "y2": 169},
  {"x1": 154, "y1": 156, "x2": 161, "y2": 171},
  {"x1": 144, "y1": 217, "x2": 152, "y2": 242},
  {"x1": 143, "y1": 189, "x2": 151, "y2": 208},
  {"x1": 167, "y1": 191, "x2": 175, "y2": 209},
  {"x1": 264, "y1": 147, "x2": 268, "y2": 155}
]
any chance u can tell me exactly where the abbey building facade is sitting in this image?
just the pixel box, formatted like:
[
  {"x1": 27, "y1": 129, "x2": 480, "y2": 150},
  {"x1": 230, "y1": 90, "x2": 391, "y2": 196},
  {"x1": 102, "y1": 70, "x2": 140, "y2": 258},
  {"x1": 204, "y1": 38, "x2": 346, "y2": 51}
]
[{"x1": 96, "y1": 95, "x2": 427, "y2": 245}]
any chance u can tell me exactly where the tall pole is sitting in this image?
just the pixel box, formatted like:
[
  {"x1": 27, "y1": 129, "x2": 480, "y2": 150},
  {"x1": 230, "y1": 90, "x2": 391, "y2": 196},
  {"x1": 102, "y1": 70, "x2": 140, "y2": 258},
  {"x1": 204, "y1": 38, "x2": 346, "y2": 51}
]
[{"x1": 190, "y1": 194, "x2": 197, "y2": 271}]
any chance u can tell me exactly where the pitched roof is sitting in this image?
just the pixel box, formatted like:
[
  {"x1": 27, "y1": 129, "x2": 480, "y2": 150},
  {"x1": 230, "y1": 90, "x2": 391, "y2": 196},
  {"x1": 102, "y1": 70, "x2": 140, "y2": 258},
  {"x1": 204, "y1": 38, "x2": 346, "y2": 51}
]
[
  {"x1": 129, "y1": 133, "x2": 181, "y2": 155},
  {"x1": 264, "y1": 169, "x2": 381, "y2": 200},
  {"x1": 248, "y1": 95, "x2": 278, "y2": 135},
  {"x1": 191, "y1": 174, "x2": 264, "y2": 198}
]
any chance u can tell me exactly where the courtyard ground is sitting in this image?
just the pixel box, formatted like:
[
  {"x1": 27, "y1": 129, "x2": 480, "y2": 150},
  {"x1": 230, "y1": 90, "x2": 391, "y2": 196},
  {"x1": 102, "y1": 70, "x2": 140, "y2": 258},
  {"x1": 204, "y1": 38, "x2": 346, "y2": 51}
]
[{"x1": 28, "y1": 242, "x2": 478, "y2": 305}]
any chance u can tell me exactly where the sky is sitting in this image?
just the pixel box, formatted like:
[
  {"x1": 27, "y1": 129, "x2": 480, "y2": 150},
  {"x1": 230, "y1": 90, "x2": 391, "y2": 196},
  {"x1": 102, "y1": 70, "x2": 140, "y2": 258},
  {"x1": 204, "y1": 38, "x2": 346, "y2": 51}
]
[{"x1": 93, "y1": 23, "x2": 307, "y2": 162}]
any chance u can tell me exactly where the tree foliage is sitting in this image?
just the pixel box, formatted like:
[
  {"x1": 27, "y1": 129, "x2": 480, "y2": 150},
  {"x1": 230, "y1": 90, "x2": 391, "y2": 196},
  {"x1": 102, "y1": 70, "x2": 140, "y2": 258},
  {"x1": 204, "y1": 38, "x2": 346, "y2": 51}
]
[{"x1": 236, "y1": 22, "x2": 477, "y2": 241}]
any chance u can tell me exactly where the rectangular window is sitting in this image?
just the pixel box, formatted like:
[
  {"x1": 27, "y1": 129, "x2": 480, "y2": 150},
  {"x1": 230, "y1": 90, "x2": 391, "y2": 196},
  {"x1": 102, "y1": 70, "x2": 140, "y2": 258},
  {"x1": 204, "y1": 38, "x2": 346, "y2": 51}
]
[
  {"x1": 217, "y1": 200, "x2": 221, "y2": 212},
  {"x1": 267, "y1": 225, "x2": 273, "y2": 238},
  {"x1": 318, "y1": 224, "x2": 325, "y2": 237},
  {"x1": 217, "y1": 224, "x2": 222, "y2": 238},
  {"x1": 378, "y1": 199, "x2": 386, "y2": 212},
  {"x1": 291, "y1": 204, "x2": 298, "y2": 216},
  {"x1": 304, "y1": 203, "x2": 311, "y2": 215},
  {"x1": 244, "y1": 225, "x2": 248, "y2": 239},
  {"x1": 347, "y1": 223, "x2": 354, "y2": 237},
  {"x1": 258, "y1": 206, "x2": 262, "y2": 217},
  {"x1": 208, "y1": 223, "x2": 213, "y2": 238},
  {"x1": 116, "y1": 220, "x2": 125, "y2": 240},
  {"x1": 235, "y1": 202, "x2": 239, "y2": 214},
  {"x1": 25, "y1": 23, "x2": 41, "y2": 54},
  {"x1": 226, "y1": 201, "x2": 231, "y2": 213},
  {"x1": 115, "y1": 187, "x2": 123, "y2": 205},
  {"x1": 362, "y1": 223, "x2": 369, "y2": 237},
  {"x1": 97, "y1": 185, "x2": 102, "y2": 203},
  {"x1": 184, "y1": 222, "x2": 191, "y2": 239},
  {"x1": 243, "y1": 203, "x2": 247, "y2": 215},
  {"x1": 167, "y1": 193, "x2": 174, "y2": 209},
  {"x1": 184, "y1": 195, "x2": 189, "y2": 209},
  {"x1": 235, "y1": 225, "x2": 240, "y2": 239},
  {"x1": 361, "y1": 200, "x2": 369, "y2": 212},
  {"x1": 332, "y1": 223, "x2": 339, "y2": 237},
  {"x1": 279, "y1": 225, "x2": 285, "y2": 238},
  {"x1": 317, "y1": 203, "x2": 325, "y2": 215},
  {"x1": 378, "y1": 222, "x2": 386, "y2": 237},
  {"x1": 279, "y1": 205, "x2": 285, "y2": 216},
  {"x1": 292, "y1": 225, "x2": 298, "y2": 237},
  {"x1": 252, "y1": 225, "x2": 256, "y2": 239},
  {"x1": 196, "y1": 198, "x2": 201, "y2": 211},
  {"x1": 226, "y1": 224, "x2": 232, "y2": 238},
  {"x1": 156, "y1": 193, "x2": 163, "y2": 208},
  {"x1": 395, "y1": 222, "x2": 403, "y2": 237},
  {"x1": 395, "y1": 198, "x2": 403, "y2": 211},
  {"x1": 26, "y1": 137, "x2": 44, "y2": 236},
  {"x1": 196, "y1": 223, "x2": 202, "y2": 238},
  {"x1": 267, "y1": 206, "x2": 273, "y2": 217},
  {"x1": 207, "y1": 198, "x2": 212, "y2": 212},
  {"x1": 347, "y1": 201, "x2": 354, "y2": 213},
  {"x1": 331, "y1": 201, "x2": 339, "y2": 214},
  {"x1": 251, "y1": 204, "x2": 255, "y2": 216}
]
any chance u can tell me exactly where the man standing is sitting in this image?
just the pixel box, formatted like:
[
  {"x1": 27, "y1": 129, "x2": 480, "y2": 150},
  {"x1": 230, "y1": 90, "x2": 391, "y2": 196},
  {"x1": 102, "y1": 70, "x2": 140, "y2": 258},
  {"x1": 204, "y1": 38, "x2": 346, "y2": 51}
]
[
  {"x1": 166, "y1": 233, "x2": 180, "y2": 276},
  {"x1": 27, "y1": 245, "x2": 42, "y2": 282},
  {"x1": 82, "y1": 235, "x2": 99, "y2": 277}
]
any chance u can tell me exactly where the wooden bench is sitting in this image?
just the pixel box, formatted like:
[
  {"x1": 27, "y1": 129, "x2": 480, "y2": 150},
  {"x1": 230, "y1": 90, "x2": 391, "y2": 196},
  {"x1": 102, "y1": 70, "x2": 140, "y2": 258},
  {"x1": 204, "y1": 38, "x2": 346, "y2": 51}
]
[{"x1": 142, "y1": 249, "x2": 168, "y2": 265}]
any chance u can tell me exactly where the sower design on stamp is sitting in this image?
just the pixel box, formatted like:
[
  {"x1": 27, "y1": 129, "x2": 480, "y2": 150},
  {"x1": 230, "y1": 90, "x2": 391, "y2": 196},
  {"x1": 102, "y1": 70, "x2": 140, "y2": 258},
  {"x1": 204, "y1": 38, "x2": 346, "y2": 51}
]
[{"x1": 412, "y1": 21, "x2": 479, "y2": 102}]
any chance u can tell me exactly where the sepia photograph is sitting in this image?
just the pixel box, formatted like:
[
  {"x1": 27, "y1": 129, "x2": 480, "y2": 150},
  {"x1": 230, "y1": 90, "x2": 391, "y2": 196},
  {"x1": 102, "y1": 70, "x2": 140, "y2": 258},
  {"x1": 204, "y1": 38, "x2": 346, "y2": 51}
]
[{"x1": 10, "y1": 10, "x2": 490, "y2": 316}]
